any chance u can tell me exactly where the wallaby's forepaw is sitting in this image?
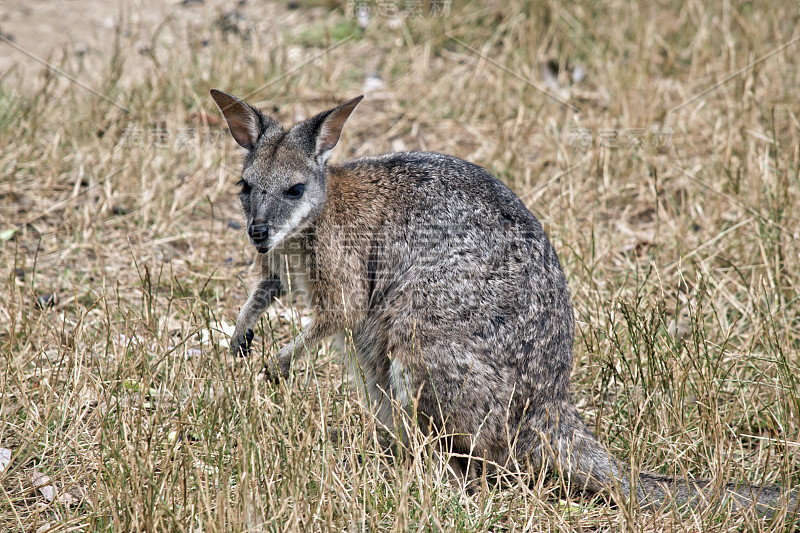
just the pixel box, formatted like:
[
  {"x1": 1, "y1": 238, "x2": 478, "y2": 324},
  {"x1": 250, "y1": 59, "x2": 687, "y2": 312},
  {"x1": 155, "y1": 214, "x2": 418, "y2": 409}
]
[
  {"x1": 230, "y1": 327, "x2": 254, "y2": 357},
  {"x1": 261, "y1": 357, "x2": 289, "y2": 383},
  {"x1": 261, "y1": 361, "x2": 282, "y2": 384},
  {"x1": 261, "y1": 344, "x2": 293, "y2": 382}
]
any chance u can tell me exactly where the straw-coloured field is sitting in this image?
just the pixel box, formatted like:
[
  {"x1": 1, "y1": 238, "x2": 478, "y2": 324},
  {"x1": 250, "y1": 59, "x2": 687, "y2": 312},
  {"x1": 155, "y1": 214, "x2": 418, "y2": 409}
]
[{"x1": 1, "y1": 0, "x2": 799, "y2": 531}]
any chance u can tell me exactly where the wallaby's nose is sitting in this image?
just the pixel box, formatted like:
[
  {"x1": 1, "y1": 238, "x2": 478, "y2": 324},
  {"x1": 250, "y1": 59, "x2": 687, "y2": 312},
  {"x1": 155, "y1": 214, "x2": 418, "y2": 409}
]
[{"x1": 248, "y1": 222, "x2": 269, "y2": 242}]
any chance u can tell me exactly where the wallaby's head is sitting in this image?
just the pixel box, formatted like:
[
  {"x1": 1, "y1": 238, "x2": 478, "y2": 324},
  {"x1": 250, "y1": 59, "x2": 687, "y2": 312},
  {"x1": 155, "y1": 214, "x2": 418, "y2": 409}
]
[{"x1": 210, "y1": 90, "x2": 363, "y2": 253}]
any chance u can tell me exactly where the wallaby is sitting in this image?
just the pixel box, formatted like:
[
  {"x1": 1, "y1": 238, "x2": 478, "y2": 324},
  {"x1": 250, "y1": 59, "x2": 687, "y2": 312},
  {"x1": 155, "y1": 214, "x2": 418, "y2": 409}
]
[{"x1": 210, "y1": 89, "x2": 797, "y2": 518}]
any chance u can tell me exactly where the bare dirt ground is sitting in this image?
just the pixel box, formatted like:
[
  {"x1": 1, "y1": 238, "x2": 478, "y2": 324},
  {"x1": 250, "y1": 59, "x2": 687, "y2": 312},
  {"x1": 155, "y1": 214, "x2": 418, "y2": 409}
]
[{"x1": 0, "y1": 0, "x2": 250, "y2": 78}]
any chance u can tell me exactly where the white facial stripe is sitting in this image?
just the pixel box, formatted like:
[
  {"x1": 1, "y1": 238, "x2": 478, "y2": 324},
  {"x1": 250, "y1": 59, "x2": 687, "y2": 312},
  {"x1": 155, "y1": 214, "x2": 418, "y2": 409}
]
[{"x1": 267, "y1": 201, "x2": 315, "y2": 249}]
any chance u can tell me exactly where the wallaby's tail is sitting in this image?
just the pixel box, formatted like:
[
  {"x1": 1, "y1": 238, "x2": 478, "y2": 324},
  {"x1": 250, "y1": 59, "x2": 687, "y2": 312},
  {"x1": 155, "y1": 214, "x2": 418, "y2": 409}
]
[{"x1": 553, "y1": 405, "x2": 798, "y2": 519}]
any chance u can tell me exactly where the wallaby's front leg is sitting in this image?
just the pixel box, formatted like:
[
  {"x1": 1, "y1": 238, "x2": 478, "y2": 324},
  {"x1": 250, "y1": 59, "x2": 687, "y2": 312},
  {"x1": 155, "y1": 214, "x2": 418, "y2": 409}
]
[
  {"x1": 266, "y1": 311, "x2": 342, "y2": 380},
  {"x1": 231, "y1": 275, "x2": 282, "y2": 356}
]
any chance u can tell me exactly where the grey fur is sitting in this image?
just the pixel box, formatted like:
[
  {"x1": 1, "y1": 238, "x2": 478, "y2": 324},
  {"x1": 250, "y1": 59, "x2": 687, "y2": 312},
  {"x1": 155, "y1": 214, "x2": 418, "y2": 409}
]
[{"x1": 210, "y1": 90, "x2": 797, "y2": 518}]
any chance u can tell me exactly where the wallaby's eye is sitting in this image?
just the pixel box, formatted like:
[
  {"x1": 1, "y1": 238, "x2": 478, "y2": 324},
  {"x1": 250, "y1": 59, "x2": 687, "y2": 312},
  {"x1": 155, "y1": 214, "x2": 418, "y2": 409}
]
[
  {"x1": 285, "y1": 183, "x2": 305, "y2": 199},
  {"x1": 237, "y1": 179, "x2": 252, "y2": 194}
]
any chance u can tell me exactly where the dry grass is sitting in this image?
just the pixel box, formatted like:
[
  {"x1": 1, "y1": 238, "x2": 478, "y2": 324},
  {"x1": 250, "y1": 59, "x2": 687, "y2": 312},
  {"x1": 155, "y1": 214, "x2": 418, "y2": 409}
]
[{"x1": 1, "y1": 0, "x2": 799, "y2": 531}]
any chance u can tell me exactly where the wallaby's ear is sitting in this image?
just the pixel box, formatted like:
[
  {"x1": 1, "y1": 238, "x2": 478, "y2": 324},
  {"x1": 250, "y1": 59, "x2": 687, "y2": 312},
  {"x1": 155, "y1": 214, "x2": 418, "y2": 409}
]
[
  {"x1": 293, "y1": 95, "x2": 364, "y2": 163},
  {"x1": 316, "y1": 95, "x2": 363, "y2": 158},
  {"x1": 210, "y1": 89, "x2": 266, "y2": 150}
]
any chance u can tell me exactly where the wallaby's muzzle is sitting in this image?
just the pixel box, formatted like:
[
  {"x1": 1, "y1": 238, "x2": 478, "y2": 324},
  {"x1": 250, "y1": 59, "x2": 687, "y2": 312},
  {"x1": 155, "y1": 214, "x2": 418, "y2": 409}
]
[{"x1": 248, "y1": 222, "x2": 270, "y2": 252}]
